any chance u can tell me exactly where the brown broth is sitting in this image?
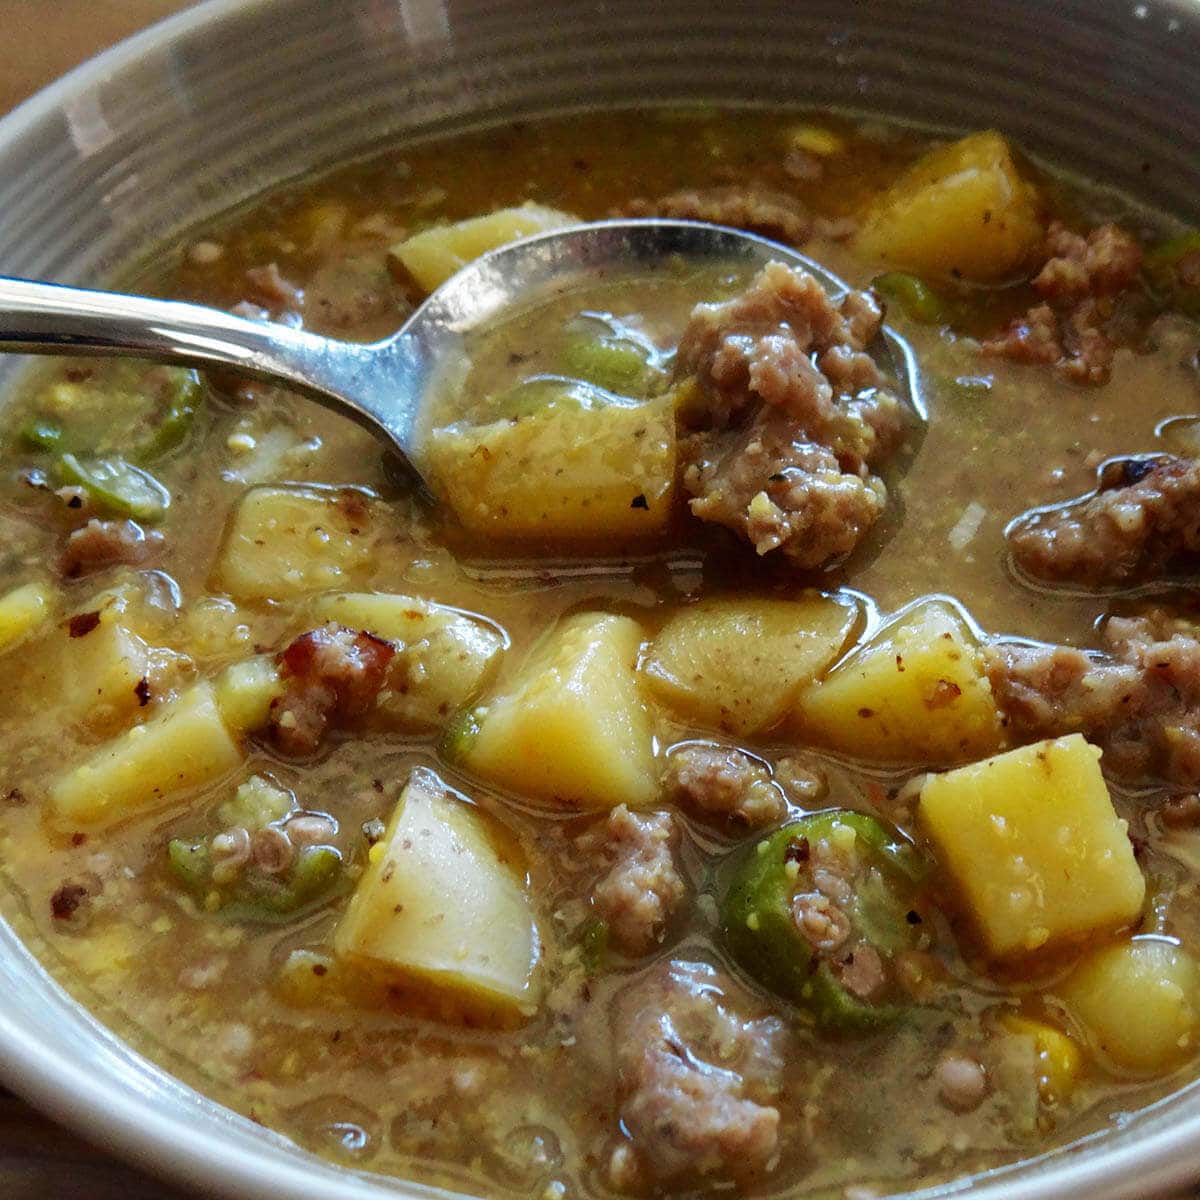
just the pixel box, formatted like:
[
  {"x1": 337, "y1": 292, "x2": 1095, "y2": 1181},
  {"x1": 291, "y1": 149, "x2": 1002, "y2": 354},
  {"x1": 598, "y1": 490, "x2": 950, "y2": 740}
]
[{"x1": 0, "y1": 108, "x2": 1198, "y2": 1200}]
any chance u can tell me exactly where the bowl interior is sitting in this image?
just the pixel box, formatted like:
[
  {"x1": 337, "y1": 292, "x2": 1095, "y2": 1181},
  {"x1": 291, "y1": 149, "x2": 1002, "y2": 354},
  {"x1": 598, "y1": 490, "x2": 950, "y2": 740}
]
[{"x1": 2, "y1": 1, "x2": 1200, "y2": 1197}]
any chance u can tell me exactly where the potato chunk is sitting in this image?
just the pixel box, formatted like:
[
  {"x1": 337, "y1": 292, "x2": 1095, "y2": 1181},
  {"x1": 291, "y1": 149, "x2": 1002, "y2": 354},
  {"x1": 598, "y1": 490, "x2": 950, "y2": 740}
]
[
  {"x1": 392, "y1": 203, "x2": 576, "y2": 293},
  {"x1": 49, "y1": 682, "x2": 243, "y2": 828},
  {"x1": 793, "y1": 599, "x2": 1001, "y2": 764},
  {"x1": 1000, "y1": 1013, "x2": 1084, "y2": 1104},
  {"x1": 311, "y1": 592, "x2": 505, "y2": 728},
  {"x1": 334, "y1": 768, "x2": 539, "y2": 1020},
  {"x1": 454, "y1": 612, "x2": 657, "y2": 811},
  {"x1": 856, "y1": 131, "x2": 1044, "y2": 282},
  {"x1": 60, "y1": 618, "x2": 157, "y2": 729},
  {"x1": 0, "y1": 581, "x2": 54, "y2": 655},
  {"x1": 919, "y1": 735, "x2": 1145, "y2": 959},
  {"x1": 21, "y1": 588, "x2": 184, "y2": 734},
  {"x1": 643, "y1": 594, "x2": 859, "y2": 736},
  {"x1": 1057, "y1": 938, "x2": 1200, "y2": 1072},
  {"x1": 426, "y1": 398, "x2": 675, "y2": 541},
  {"x1": 212, "y1": 655, "x2": 284, "y2": 733},
  {"x1": 215, "y1": 486, "x2": 379, "y2": 601}
]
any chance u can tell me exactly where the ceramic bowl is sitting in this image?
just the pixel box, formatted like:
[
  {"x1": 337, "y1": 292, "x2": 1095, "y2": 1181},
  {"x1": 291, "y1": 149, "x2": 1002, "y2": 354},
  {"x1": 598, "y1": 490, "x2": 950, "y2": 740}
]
[{"x1": 2, "y1": 1, "x2": 1200, "y2": 1196}]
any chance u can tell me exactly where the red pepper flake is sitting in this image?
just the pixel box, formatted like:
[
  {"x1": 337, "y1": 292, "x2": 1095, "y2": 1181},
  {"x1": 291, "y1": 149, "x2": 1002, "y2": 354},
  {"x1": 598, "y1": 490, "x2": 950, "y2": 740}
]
[
  {"x1": 50, "y1": 882, "x2": 89, "y2": 920},
  {"x1": 134, "y1": 678, "x2": 152, "y2": 706},
  {"x1": 925, "y1": 679, "x2": 963, "y2": 710},
  {"x1": 70, "y1": 832, "x2": 87, "y2": 847},
  {"x1": 858, "y1": 707, "x2": 875, "y2": 718},
  {"x1": 312, "y1": 963, "x2": 328, "y2": 977},
  {"x1": 785, "y1": 836, "x2": 810, "y2": 865},
  {"x1": 68, "y1": 611, "x2": 101, "y2": 638}
]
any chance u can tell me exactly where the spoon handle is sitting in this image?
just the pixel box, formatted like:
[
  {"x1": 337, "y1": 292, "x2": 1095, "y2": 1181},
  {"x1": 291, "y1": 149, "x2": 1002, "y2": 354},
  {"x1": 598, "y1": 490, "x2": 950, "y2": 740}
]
[
  {"x1": 0, "y1": 275, "x2": 324, "y2": 374},
  {"x1": 0, "y1": 276, "x2": 408, "y2": 439}
]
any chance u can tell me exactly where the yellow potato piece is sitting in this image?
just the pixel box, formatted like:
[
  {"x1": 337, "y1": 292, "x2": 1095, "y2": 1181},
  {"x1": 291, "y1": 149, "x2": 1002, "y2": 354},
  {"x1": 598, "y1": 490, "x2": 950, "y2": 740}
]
[
  {"x1": 335, "y1": 768, "x2": 539, "y2": 1020},
  {"x1": 458, "y1": 612, "x2": 657, "y2": 811},
  {"x1": 919, "y1": 735, "x2": 1145, "y2": 959},
  {"x1": 215, "y1": 485, "x2": 380, "y2": 602},
  {"x1": 793, "y1": 598, "x2": 1001, "y2": 764},
  {"x1": 392, "y1": 203, "x2": 577, "y2": 293},
  {"x1": 1058, "y1": 938, "x2": 1200, "y2": 1073},
  {"x1": 212, "y1": 655, "x2": 284, "y2": 734},
  {"x1": 311, "y1": 592, "x2": 506, "y2": 729},
  {"x1": 643, "y1": 594, "x2": 860, "y2": 736},
  {"x1": 49, "y1": 682, "x2": 243, "y2": 828},
  {"x1": 1001, "y1": 1013, "x2": 1084, "y2": 1104},
  {"x1": 856, "y1": 131, "x2": 1044, "y2": 281},
  {"x1": 427, "y1": 398, "x2": 675, "y2": 541},
  {"x1": 0, "y1": 581, "x2": 54, "y2": 655},
  {"x1": 20, "y1": 588, "x2": 185, "y2": 735}
]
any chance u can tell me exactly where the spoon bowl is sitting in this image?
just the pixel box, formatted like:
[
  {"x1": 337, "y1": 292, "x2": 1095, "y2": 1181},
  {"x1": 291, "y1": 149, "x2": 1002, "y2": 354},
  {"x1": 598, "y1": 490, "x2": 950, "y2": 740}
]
[{"x1": 0, "y1": 219, "x2": 921, "y2": 484}]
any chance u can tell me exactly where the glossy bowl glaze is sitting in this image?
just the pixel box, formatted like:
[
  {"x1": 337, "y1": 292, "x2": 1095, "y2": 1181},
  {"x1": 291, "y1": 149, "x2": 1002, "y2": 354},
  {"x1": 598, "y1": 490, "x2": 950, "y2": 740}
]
[{"x1": 2, "y1": 1, "x2": 1200, "y2": 1197}]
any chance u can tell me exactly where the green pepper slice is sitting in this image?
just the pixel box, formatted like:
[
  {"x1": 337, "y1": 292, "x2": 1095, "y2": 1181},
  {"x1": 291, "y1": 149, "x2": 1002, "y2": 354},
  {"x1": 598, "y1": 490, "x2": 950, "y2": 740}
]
[
  {"x1": 166, "y1": 837, "x2": 343, "y2": 924},
  {"x1": 138, "y1": 368, "x2": 201, "y2": 460},
  {"x1": 720, "y1": 810, "x2": 927, "y2": 1034},
  {"x1": 167, "y1": 838, "x2": 212, "y2": 892},
  {"x1": 225, "y1": 845, "x2": 344, "y2": 920},
  {"x1": 57, "y1": 453, "x2": 170, "y2": 522},
  {"x1": 19, "y1": 418, "x2": 65, "y2": 452},
  {"x1": 560, "y1": 314, "x2": 665, "y2": 397},
  {"x1": 486, "y1": 376, "x2": 597, "y2": 420},
  {"x1": 1144, "y1": 231, "x2": 1200, "y2": 318},
  {"x1": 871, "y1": 272, "x2": 949, "y2": 325},
  {"x1": 20, "y1": 362, "x2": 201, "y2": 463}
]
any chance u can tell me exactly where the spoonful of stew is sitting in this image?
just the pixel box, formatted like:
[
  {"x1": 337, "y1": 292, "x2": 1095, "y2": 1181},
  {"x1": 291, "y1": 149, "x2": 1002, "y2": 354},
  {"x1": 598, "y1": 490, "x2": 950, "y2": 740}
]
[{"x1": 0, "y1": 219, "x2": 920, "y2": 569}]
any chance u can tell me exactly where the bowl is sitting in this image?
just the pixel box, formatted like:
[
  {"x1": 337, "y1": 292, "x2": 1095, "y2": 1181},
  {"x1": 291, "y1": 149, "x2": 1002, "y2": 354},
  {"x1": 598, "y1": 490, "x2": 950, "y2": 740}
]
[{"x1": 2, "y1": 1, "x2": 1200, "y2": 1197}]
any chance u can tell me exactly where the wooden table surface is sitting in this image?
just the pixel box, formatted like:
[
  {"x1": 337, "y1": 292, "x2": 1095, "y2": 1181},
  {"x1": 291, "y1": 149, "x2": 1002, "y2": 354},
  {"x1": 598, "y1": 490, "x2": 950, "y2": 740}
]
[{"x1": 0, "y1": 8, "x2": 197, "y2": 1195}]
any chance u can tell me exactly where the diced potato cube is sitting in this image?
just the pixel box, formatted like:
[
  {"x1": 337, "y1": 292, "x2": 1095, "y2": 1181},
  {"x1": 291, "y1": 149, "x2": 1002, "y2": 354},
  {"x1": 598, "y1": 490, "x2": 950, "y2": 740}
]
[
  {"x1": 793, "y1": 599, "x2": 1001, "y2": 764},
  {"x1": 311, "y1": 592, "x2": 505, "y2": 729},
  {"x1": 1057, "y1": 938, "x2": 1200, "y2": 1072},
  {"x1": 392, "y1": 203, "x2": 577, "y2": 292},
  {"x1": 60, "y1": 618, "x2": 155, "y2": 728},
  {"x1": 213, "y1": 655, "x2": 283, "y2": 733},
  {"x1": 49, "y1": 681, "x2": 243, "y2": 828},
  {"x1": 426, "y1": 398, "x2": 675, "y2": 541},
  {"x1": 1000, "y1": 1013, "x2": 1084, "y2": 1104},
  {"x1": 456, "y1": 612, "x2": 657, "y2": 811},
  {"x1": 0, "y1": 581, "x2": 54, "y2": 654},
  {"x1": 643, "y1": 594, "x2": 860, "y2": 736},
  {"x1": 215, "y1": 485, "x2": 379, "y2": 602},
  {"x1": 919, "y1": 735, "x2": 1145, "y2": 959},
  {"x1": 21, "y1": 590, "x2": 184, "y2": 734},
  {"x1": 856, "y1": 131, "x2": 1044, "y2": 281},
  {"x1": 334, "y1": 768, "x2": 539, "y2": 1020}
]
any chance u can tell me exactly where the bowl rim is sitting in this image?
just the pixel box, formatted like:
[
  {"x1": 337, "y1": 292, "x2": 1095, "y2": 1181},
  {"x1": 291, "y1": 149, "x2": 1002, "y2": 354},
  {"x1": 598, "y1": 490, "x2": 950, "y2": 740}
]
[{"x1": 3, "y1": 3, "x2": 1200, "y2": 1199}]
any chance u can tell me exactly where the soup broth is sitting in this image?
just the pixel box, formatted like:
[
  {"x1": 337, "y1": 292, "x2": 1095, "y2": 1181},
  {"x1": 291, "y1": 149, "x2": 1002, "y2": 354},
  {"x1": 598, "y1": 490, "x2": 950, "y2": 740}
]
[{"x1": 2, "y1": 108, "x2": 1200, "y2": 1200}]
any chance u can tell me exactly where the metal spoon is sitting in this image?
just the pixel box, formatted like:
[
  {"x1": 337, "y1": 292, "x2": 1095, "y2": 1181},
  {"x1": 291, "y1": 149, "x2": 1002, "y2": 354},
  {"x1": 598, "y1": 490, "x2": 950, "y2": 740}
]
[{"x1": 0, "y1": 219, "x2": 921, "y2": 480}]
